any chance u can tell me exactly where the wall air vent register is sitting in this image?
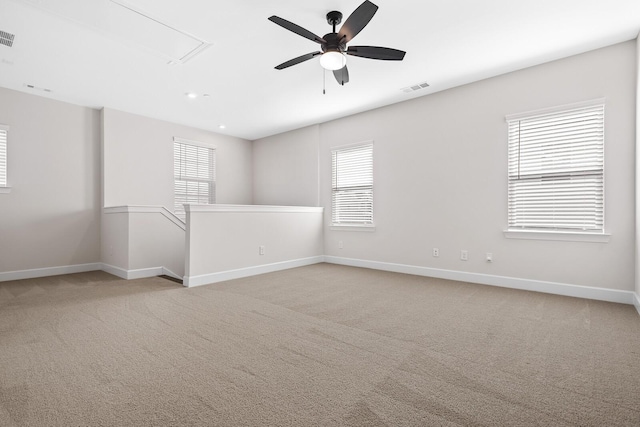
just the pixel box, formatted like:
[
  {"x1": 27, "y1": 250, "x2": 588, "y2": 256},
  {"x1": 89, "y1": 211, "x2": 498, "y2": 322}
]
[{"x1": 0, "y1": 30, "x2": 15, "y2": 47}]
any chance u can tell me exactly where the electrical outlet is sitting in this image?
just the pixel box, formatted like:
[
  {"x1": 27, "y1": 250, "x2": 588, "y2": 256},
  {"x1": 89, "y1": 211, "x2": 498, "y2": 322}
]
[
  {"x1": 339, "y1": 240, "x2": 343, "y2": 249},
  {"x1": 259, "y1": 245, "x2": 265, "y2": 255},
  {"x1": 432, "y1": 248, "x2": 439, "y2": 257},
  {"x1": 460, "y1": 250, "x2": 468, "y2": 261}
]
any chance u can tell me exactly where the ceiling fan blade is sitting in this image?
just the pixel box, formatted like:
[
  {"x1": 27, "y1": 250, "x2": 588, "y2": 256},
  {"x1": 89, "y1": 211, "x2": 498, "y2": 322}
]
[
  {"x1": 347, "y1": 46, "x2": 406, "y2": 61},
  {"x1": 275, "y1": 52, "x2": 321, "y2": 70},
  {"x1": 338, "y1": 0, "x2": 378, "y2": 43},
  {"x1": 268, "y1": 16, "x2": 326, "y2": 44},
  {"x1": 333, "y1": 66, "x2": 349, "y2": 85}
]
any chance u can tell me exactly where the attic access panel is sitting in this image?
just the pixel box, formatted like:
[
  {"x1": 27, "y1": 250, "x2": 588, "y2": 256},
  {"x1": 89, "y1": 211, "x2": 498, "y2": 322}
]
[{"x1": 15, "y1": 0, "x2": 209, "y2": 63}]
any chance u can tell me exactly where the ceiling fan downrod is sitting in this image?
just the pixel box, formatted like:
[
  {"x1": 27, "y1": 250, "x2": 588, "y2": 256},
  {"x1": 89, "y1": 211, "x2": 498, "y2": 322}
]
[{"x1": 326, "y1": 11, "x2": 343, "y2": 33}]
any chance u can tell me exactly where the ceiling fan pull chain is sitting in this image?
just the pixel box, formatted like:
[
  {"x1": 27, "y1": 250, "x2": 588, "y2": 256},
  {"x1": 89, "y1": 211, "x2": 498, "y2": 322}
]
[{"x1": 323, "y1": 68, "x2": 326, "y2": 95}]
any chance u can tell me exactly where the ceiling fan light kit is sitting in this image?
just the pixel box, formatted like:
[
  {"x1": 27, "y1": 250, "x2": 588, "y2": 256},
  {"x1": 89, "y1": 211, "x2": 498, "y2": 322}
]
[
  {"x1": 320, "y1": 51, "x2": 346, "y2": 71},
  {"x1": 268, "y1": 0, "x2": 405, "y2": 85}
]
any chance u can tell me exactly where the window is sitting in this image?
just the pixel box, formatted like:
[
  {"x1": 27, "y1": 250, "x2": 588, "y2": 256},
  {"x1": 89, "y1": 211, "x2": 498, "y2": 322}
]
[
  {"x1": 331, "y1": 142, "x2": 374, "y2": 226},
  {"x1": 506, "y1": 100, "x2": 604, "y2": 235},
  {"x1": 0, "y1": 124, "x2": 9, "y2": 193},
  {"x1": 173, "y1": 138, "x2": 216, "y2": 222}
]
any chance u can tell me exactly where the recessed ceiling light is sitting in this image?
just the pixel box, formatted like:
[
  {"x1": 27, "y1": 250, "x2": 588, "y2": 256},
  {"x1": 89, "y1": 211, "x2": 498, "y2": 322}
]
[
  {"x1": 185, "y1": 92, "x2": 197, "y2": 99},
  {"x1": 218, "y1": 125, "x2": 226, "y2": 129}
]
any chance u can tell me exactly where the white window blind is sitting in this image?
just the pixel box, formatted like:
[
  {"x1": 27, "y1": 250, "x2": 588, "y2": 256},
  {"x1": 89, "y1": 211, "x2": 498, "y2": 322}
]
[
  {"x1": 0, "y1": 125, "x2": 7, "y2": 187},
  {"x1": 173, "y1": 139, "x2": 216, "y2": 222},
  {"x1": 507, "y1": 102, "x2": 604, "y2": 233},
  {"x1": 332, "y1": 142, "x2": 373, "y2": 225}
]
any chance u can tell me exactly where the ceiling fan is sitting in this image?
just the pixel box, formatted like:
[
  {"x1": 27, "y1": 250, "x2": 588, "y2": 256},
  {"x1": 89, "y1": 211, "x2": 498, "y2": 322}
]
[{"x1": 268, "y1": 0, "x2": 406, "y2": 86}]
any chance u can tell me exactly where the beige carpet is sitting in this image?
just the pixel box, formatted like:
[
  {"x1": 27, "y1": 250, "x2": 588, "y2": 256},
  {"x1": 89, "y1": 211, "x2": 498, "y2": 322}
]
[{"x1": 0, "y1": 264, "x2": 639, "y2": 426}]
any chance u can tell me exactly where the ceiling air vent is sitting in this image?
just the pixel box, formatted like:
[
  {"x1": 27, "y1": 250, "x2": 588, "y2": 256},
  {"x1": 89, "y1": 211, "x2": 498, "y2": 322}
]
[
  {"x1": 401, "y1": 81, "x2": 429, "y2": 93},
  {"x1": 0, "y1": 30, "x2": 15, "y2": 47},
  {"x1": 23, "y1": 83, "x2": 53, "y2": 93}
]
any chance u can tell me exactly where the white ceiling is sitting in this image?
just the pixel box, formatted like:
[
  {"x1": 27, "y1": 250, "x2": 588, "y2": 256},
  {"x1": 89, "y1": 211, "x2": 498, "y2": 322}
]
[{"x1": 0, "y1": 0, "x2": 639, "y2": 140}]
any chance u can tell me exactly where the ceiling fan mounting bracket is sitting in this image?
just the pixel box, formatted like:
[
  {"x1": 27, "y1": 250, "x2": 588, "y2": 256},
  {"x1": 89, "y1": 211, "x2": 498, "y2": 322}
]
[{"x1": 326, "y1": 11, "x2": 343, "y2": 27}]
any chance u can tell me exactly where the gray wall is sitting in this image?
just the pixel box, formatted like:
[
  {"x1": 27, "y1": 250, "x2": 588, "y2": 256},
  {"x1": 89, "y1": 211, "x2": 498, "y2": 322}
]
[
  {"x1": 0, "y1": 39, "x2": 636, "y2": 293},
  {"x1": 0, "y1": 93, "x2": 255, "y2": 275},
  {"x1": 253, "y1": 41, "x2": 637, "y2": 292},
  {"x1": 0, "y1": 87, "x2": 101, "y2": 272},
  {"x1": 636, "y1": 37, "x2": 640, "y2": 298},
  {"x1": 103, "y1": 108, "x2": 253, "y2": 209},
  {"x1": 252, "y1": 124, "x2": 320, "y2": 207}
]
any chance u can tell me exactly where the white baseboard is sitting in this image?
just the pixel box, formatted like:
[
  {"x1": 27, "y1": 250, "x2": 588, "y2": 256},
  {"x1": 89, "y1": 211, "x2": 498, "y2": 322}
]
[
  {"x1": 161, "y1": 267, "x2": 183, "y2": 282},
  {"x1": 0, "y1": 263, "x2": 103, "y2": 282},
  {"x1": 126, "y1": 267, "x2": 164, "y2": 280},
  {"x1": 324, "y1": 256, "x2": 636, "y2": 306},
  {"x1": 101, "y1": 264, "x2": 160, "y2": 280},
  {"x1": 634, "y1": 292, "x2": 640, "y2": 316},
  {"x1": 1, "y1": 262, "x2": 185, "y2": 285},
  {"x1": 100, "y1": 264, "x2": 182, "y2": 281},
  {"x1": 100, "y1": 263, "x2": 129, "y2": 279},
  {"x1": 184, "y1": 256, "x2": 324, "y2": 287}
]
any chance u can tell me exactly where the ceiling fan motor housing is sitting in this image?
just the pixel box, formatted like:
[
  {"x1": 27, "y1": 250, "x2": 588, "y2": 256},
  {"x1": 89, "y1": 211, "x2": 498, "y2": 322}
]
[{"x1": 321, "y1": 33, "x2": 347, "y2": 53}]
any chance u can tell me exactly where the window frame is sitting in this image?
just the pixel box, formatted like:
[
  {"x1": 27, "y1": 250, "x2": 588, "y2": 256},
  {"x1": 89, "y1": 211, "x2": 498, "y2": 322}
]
[
  {"x1": 330, "y1": 141, "x2": 375, "y2": 231},
  {"x1": 173, "y1": 137, "x2": 216, "y2": 222},
  {"x1": 503, "y1": 99, "x2": 609, "y2": 243},
  {"x1": 0, "y1": 124, "x2": 10, "y2": 194}
]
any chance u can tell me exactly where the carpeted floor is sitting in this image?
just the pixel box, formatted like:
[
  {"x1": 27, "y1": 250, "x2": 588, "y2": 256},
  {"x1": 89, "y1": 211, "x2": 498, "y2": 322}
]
[{"x1": 0, "y1": 263, "x2": 639, "y2": 426}]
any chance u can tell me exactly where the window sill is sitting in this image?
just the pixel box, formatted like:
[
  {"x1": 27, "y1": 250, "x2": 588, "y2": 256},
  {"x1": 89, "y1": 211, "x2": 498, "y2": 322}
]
[
  {"x1": 503, "y1": 230, "x2": 610, "y2": 243},
  {"x1": 0, "y1": 186, "x2": 11, "y2": 194},
  {"x1": 330, "y1": 224, "x2": 376, "y2": 232}
]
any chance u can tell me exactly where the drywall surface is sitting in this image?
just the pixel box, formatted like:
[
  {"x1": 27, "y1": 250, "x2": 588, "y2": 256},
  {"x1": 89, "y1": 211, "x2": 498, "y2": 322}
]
[
  {"x1": 102, "y1": 108, "x2": 253, "y2": 209},
  {"x1": 102, "y1": 207, "x2": 185, "y2": 278},
  {"x1": 322, "y1": 41, "x2": 636, "y2": 291},
  {"x1": 252, "y1": 124, "x2": 320, "y2": 206},
  {"x1": 636, "y1": 36, "x2": 640, "y2": 299},
  {"x1": 101, "y1": 210, "x2": 129, "y2": 271},
  {"x1": 262, "y1": 41, "x2": 637, "y2": 291},
  {"x1": 128, "y1": 210, "x2": 184, "y2": 277},
  {"x1": 0, "y1": 87, "x2": 101, "y2": 273},
  {"x1": 185, "y1": 205, "x2": 323, "y2": 280}
]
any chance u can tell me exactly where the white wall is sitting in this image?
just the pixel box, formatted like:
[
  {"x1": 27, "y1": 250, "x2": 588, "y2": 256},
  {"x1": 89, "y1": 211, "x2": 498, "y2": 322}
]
[
  {"x1": 636, "y1": 35, "x2": 640, "y2": 305},
  {"x1": 254, "y1": 41, "x2": 637, "y2": 292},
  {"x1": 184, "y1": 205, "x2": 324, "y2": 286},
  {"x1": 102, "y1": 207, "x2": 185, "y2": 279},
  {"x1": 129, "y1": 210, "x2": 184, "y2": 277},
  {"x1": 100, "y1": 108, "x2": 254, "y2": 280},
  {"x1": 101, "y1": 210, "x2": 129, "y2": 270},
  {"x1": 102, "y1": 108, "x2": 253, "y2": 209},
  {"x1": 253, "y1": 125, "x2": 320, "y2": 206},
  {"x1": 0, "y1": 87, "x2": 101, "y2": 274}
]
